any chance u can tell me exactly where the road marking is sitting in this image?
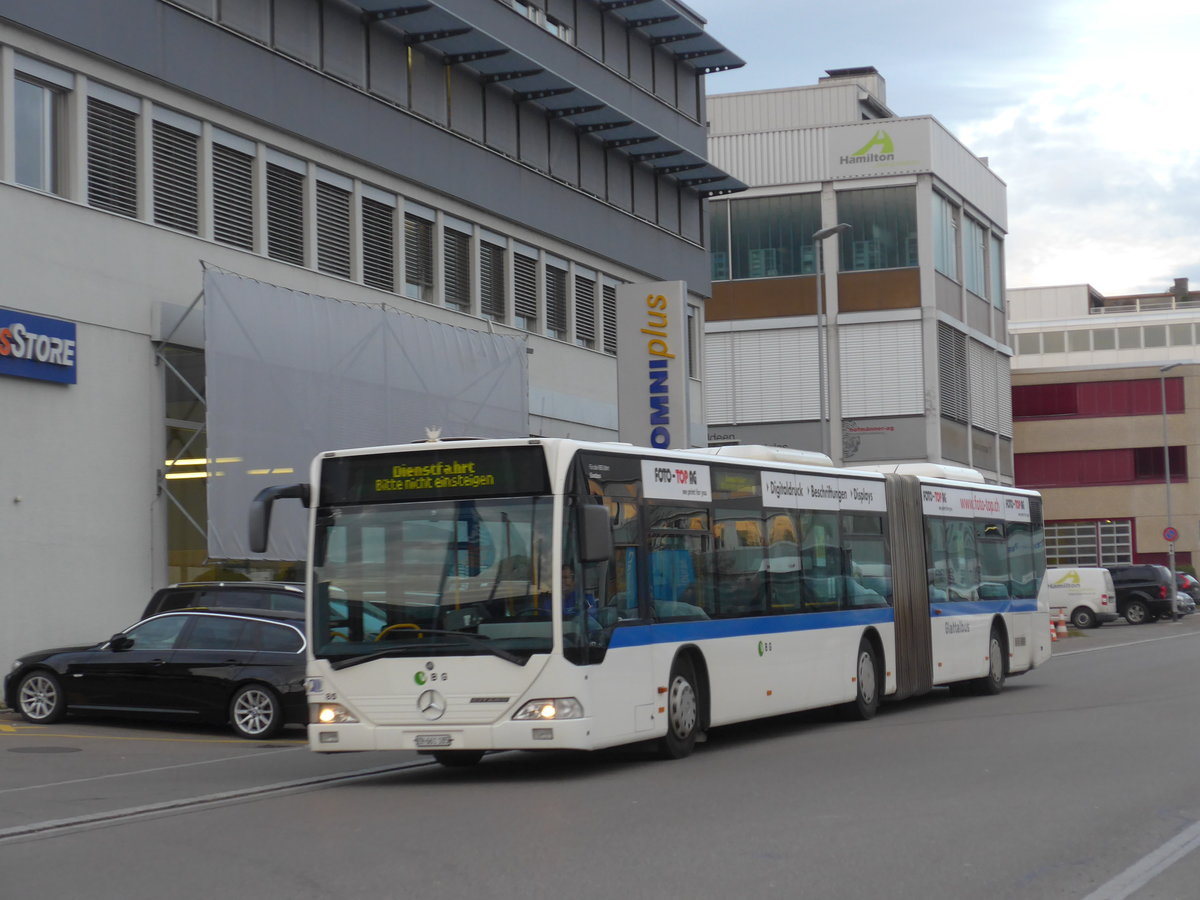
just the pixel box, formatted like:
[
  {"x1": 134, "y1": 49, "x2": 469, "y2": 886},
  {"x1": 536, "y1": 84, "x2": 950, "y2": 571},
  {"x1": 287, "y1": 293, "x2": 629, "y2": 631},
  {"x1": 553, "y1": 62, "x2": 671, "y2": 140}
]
[
  {"x1": 1080, "y1": 819, "x2": 1200, "y2": 900},
  {"x1": 0, "y1": 745, "x2": 304, "y2": 796},
  {"x1": 0, "y1": 758, "x2": 435, "y2": 843},
  {"x1": 1055, "y1": 629, "x2": 1199, "y2": 657}
]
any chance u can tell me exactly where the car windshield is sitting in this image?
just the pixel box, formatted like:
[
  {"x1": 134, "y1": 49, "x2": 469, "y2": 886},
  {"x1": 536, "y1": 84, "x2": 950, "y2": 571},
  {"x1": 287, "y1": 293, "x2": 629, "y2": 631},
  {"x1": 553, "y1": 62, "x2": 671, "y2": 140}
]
[{"x1": 312, "y1": 496, "x2": 557, "y2": 664}]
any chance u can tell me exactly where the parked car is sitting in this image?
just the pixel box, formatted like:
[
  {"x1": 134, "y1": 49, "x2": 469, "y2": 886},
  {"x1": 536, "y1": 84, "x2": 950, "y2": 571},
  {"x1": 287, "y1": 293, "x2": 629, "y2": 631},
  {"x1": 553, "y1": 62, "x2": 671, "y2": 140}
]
[
  {"x1": 1103, "y1": 564, "x2": 1175, "y2": 624},
  {"x1": 141, "y1": 581, "x2": 304, "y2": 619},
  {"x1": 4, "y1": 609, "x2": 307, "y2": 738},
  {"x1": 1177, "y1": 592, "x2": 1196, "y2": 616},
  {"x1": 1176, "y1": 572, "x2": 1200, "y2": 604},
  {"x1": 1039, "y1": 566, "x2": 1119, "y2": 629}
]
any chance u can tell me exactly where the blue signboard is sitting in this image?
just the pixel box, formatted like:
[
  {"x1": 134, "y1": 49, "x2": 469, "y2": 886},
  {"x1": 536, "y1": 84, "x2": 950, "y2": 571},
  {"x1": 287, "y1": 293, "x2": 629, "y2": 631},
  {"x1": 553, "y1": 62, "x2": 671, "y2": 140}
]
[{"x1": 0, "y1": 309, "x2": 78, "y2": 384}]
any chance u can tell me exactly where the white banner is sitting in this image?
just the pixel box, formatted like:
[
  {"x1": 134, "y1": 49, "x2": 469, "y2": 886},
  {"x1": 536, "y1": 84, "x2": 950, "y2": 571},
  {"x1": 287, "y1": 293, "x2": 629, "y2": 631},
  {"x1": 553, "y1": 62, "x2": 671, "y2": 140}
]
[
  {"x1": 641, "y1": 459, "x2": 712, "y2": 502},
  {"x1": 760, "y1": 471, "x2": 887, "y2": 512}
]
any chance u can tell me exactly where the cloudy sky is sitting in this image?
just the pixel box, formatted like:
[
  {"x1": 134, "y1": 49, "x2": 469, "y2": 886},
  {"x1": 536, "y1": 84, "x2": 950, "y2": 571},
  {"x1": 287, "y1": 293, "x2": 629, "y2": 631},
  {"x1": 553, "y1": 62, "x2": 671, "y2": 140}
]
[{"x1": 694, "y1": 0, "x2": 1200, "y2": 296}]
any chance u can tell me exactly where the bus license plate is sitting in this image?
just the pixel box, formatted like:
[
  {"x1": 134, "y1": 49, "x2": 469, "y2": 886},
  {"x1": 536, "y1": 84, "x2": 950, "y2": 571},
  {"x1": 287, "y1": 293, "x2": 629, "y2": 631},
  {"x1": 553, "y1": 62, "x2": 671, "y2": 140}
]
[{"x1": 414, "y1": 734, "x2": 454, "y2": 748}]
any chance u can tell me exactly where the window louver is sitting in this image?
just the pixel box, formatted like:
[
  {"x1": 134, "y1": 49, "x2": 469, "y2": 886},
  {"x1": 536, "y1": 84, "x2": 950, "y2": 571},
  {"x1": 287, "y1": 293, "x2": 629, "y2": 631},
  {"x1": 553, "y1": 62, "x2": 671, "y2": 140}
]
[
  {"x1": 574, "y1": 274, "x2": 596, "y2": 348},
  {"x1": 480, "y1": 241, "x2": 506, "y2": 321},
  {"x1": 361, "y1": 197, "x2": 395, "y2": 291},
  {"x1": 87, "y1": 97, "x2": 138, "y2": 218},
  {"x1": 266, "y1": 163, "x2": 305, "y2": 265},
  {"x1": 212, "y1": 143, "x2": 254, "y2": 250},
  {"x1": 404, "y1": 215, "x2": 433, "y2": 299},
  {"x1": 545, "y1": 264, "x2": 567, "y2": 339},
  {"x1": 443, "y1": 229, "x2": 471, "y2": 310},
  {"x1": 938, "y1": 322, "x2": 969, "y2": 424},
  {"x1": 514, "y1": 253, "x2": 538, "y2": 331},
  {"x1": 602, "y1": 282, "x2": 617, "y2": 355},
  {"x1": 316, "y1": 180, "x2": 351, "y2": 278},
  {"x1": 152, "y1": 121, "x2": 198, "y2": 233}
]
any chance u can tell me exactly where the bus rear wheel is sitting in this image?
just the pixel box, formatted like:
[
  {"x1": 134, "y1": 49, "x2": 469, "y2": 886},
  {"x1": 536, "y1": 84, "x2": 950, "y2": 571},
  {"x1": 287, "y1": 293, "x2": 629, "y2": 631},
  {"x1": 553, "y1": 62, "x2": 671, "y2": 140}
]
[
  {"x1": 846, "y1": 638, "x2": 881, "y2": 720},
  {"x1": 658, "y1": 657, "x2": 699, "y2": 759},
  {"x1": 972, "y1": 627, "x2": 1007, "y2": 695}
]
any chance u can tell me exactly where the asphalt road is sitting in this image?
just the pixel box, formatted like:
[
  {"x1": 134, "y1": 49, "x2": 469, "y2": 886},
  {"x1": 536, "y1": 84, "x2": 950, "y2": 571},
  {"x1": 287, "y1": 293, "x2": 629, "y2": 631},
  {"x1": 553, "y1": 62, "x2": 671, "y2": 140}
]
[{"x1": 3, "y1": 616, "x2": 1200, "y2": 899}]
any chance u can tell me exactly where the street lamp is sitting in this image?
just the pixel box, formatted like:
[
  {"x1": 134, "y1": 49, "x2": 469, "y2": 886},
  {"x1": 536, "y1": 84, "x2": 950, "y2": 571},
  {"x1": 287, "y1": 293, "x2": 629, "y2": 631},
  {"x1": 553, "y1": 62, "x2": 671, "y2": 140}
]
[
  {"x1": 813, "y1": 223, "x2": 851, "y2": 460},
  {"x1": 1161, "y1": 362, "x2": 1182, "y2": 617}
]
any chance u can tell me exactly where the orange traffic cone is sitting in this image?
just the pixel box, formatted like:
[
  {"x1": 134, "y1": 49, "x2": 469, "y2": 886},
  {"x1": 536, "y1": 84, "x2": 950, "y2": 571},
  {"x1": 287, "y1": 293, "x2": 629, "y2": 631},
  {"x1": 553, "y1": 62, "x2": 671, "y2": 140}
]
[
  {"x1": 1056, "y1": 614, "x2": 1069, "y2": 637},
  {"x1": 1050, "y1": 620, "x2": 1057, "y2": 642}
]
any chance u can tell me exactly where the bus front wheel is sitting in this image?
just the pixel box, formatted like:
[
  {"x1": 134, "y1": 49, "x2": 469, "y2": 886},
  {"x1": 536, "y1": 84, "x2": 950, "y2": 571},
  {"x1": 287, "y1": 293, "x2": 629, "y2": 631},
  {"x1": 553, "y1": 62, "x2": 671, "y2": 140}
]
[
  {"x1": 972, "y1": 627, "x2": 1007, "y2": 695},
  {"x1": 658, "y1": 657, "x2": 700, "y2": 759}
]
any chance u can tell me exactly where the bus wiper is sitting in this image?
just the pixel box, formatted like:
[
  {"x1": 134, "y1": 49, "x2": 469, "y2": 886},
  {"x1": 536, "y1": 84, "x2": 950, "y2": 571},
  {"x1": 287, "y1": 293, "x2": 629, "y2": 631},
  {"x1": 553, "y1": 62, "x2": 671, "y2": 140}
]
[{"x1": 329, "y1": 631, "x2": 524, "y2": 669}]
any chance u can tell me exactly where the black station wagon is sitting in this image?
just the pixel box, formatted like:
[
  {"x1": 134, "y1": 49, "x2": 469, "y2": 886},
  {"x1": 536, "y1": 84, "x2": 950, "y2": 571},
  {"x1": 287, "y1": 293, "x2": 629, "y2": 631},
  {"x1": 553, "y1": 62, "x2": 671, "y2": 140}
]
[{"x1": 4, "y1": 609, "x2": 307, "y2": 739}]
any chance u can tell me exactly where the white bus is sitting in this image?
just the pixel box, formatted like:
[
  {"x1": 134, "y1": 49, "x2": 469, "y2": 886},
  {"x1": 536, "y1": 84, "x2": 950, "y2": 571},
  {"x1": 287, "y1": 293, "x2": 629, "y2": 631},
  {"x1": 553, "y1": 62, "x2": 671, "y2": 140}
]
[{"x1": 249, "y1": 438, "x2": 1050, "y2": 765}]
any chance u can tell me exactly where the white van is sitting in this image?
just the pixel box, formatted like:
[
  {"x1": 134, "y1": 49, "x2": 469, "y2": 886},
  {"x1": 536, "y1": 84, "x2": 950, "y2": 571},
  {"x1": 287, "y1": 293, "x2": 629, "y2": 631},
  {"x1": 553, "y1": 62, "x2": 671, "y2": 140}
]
[{"x1": 1039, "y1": 567, "x2": 1119, "y2": 628}]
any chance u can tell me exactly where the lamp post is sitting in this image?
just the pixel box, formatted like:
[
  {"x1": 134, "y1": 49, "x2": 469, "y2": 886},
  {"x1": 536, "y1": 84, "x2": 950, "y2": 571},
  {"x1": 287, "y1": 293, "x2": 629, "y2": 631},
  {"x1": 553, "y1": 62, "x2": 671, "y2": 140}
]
[
  {"x1": 1161, "y1": 362, "x2": 1182, "y2": 617},
  {"x1": 813, "y1": 223, "x2": 851, "y2": 460}
]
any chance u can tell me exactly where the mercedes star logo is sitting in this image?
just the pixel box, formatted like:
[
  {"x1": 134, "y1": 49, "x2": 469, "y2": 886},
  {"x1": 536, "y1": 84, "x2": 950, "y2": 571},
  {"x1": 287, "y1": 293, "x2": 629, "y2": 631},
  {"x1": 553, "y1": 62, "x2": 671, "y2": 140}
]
[{"x1": 418, "y1": 689, "x2": 447, "y2": 721}]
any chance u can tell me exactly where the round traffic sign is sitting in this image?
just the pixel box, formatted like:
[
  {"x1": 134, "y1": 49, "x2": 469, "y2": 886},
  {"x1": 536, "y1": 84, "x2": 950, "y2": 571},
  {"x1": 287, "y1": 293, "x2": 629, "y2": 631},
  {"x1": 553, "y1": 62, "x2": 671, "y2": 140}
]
[{"x1": 1164, "y1": 526, "x2": 1179, "y2": 542}]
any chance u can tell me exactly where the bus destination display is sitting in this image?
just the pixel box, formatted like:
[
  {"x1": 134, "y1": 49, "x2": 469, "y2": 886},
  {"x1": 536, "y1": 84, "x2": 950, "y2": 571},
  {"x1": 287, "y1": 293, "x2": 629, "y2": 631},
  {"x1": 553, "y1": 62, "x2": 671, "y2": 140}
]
[{"x1": 321, "y1": 446, "x2": 550, "y2": 504}]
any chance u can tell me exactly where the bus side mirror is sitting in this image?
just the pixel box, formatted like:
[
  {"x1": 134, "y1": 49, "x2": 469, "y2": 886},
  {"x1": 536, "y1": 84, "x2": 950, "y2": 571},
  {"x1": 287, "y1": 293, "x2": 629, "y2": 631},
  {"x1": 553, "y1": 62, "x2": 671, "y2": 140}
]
[
  {"x1": 249, "y1": 483, "x2": 311, "y2": 553},
  {"x1": 579, "y1": 503, "x2": 613, "y2": 563}
]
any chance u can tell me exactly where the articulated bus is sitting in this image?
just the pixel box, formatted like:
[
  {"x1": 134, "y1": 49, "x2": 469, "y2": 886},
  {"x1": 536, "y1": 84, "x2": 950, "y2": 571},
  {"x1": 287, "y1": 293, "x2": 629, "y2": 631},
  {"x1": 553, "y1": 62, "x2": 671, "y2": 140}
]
[{"x1": 249, "y1": 438, "x2": 1050, "y2": 766}]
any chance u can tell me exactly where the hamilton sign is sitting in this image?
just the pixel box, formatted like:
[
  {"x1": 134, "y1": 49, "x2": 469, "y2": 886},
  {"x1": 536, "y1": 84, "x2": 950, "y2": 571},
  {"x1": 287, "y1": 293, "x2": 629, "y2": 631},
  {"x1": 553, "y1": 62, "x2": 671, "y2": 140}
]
[{"x1": 828, "y1": 119, "x2": 931, "y2": 179}]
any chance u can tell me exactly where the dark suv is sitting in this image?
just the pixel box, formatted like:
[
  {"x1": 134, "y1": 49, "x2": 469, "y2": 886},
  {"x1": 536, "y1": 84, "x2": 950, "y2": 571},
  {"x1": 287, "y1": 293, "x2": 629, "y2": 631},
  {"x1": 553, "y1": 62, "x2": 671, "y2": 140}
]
[
  {"x1": 142, "y1": 581, "x2": 304, "y2": 619},
  {"x1": 1103, "y1": 565, "x2": 1174, "y2": 624}
]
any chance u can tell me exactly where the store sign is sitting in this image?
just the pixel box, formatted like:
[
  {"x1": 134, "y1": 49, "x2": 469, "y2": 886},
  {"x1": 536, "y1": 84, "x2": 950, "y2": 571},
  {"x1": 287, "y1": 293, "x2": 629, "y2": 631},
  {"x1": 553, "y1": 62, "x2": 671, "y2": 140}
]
[
  {"x1": 0, "y1": 309, "x2": 77, "y2": 384},
  {"x1": 828, "y1": 119, "x2": 932, "y2": 179},
  {"x1": 616, "y1": 281, "x2": 688, "y2": 449}
]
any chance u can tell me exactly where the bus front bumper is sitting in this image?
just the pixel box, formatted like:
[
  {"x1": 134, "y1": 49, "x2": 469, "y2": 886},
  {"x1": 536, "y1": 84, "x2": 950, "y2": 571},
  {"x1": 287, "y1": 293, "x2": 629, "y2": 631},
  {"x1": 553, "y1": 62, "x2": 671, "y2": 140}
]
[{"x1": 308, "y1": 717, "x2": 599, "y2": 753}]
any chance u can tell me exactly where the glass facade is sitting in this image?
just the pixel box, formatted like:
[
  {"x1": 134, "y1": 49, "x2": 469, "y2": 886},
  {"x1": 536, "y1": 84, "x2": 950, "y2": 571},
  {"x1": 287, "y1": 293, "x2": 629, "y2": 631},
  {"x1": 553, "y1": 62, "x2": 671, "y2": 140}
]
[
  {"x1": 14, "y1": 77, "x2": 59, "y2": 193},
  {"x1": 836, "y1": 186, "x2": 917, "y2": 271}
]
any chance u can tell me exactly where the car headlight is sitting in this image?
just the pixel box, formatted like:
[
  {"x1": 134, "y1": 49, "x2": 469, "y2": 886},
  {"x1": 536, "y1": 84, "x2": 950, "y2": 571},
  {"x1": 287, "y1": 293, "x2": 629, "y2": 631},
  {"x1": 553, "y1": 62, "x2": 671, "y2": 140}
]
[
  {"x1": 512, "y1": 698, "x2": 583, "y2": 720},
  {"x1": 312, "y1": 703, "x2": 359, "y2": 724}
]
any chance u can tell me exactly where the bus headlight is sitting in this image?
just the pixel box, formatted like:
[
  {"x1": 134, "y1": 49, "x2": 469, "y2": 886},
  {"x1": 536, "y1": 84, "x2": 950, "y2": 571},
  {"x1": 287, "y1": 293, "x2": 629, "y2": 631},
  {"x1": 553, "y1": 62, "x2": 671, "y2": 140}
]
[
  {"x1": 512, "y1": 698, "x2": 583, "y2": 720},
  {"x1": 313, "y1": 703, "x2": 358, "y2": 725}
]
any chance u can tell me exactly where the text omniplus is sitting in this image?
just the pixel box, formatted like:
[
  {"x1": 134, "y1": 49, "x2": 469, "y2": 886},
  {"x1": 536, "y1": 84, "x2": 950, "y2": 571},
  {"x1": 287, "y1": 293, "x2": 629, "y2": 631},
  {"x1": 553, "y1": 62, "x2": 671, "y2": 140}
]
[{"x1": 643, "y1": 293, "x2": 674, "y2": 448}]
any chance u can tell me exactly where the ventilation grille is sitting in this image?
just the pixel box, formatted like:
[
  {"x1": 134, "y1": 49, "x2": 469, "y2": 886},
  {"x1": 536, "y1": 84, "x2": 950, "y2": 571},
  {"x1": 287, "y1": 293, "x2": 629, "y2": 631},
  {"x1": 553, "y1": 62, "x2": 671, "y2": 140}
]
[
  {"x1": 480, "y1": 241, "x2": 506, "y2": 320},
  {"x1": 545, "y1": 265, "x2": 567, "y2": 339},
  {"x1": 405, "y1": 215, "x2": 433, "y2": 297},
  {"x1": 603, "y1": 282, "x2": 617, "y2": 355},
  {"x1": 574, "y1": 274, "x2": 596, "y2": 348},
  {"x1": 938, "y1": 322, "x2": 969, "y2": 424},
  {"x1": 514, "y1": 253, "x2": 537, "y2": 329}
]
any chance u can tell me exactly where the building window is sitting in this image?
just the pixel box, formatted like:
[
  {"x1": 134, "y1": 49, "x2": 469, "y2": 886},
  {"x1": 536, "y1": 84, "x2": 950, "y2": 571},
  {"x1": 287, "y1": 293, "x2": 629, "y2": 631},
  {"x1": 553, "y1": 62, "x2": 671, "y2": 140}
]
[
  {"x1": 151, "y1": 117, "x2": 200, "y2": 234},
  {"x1": 545, "y1": 258, "x2": 568, "y2": 340},
  {"x1": 443, "y1": 226, "x2": 471, "y2": 311},
  {"x1": 14, "y1": 76, "x2": 63, "y2": 193},
  {"x1": 212, "y1": 135, "x2": 255, "y2": 251},
  {"x1": 1013, "y1": 378, "x2": 1183, "y2": 419},
  {"x1": 602, "y1": 280, "x2": 618, "y2": 355},
  {"x1": 1015, "y1": 447, "x2": 1187, "y2": 487},
  {"x1": 837, "y1": 186, "x2": 917, "y2": 271},
  {"x1": 315, "y1": 175, "x2": 352, "y2": 278},
  {"x1": 361, "y1": 191, "x2": 396, "y2": 291},
  {"x1": 933, "y1": 192, "x2": 958, "y2": 280},
  {"x1": 404, "y1": 211, "x2": 434, "y2": 300},
  {"x1": 1014, "y1": 333, "x2": 1039, "y2": 355},
  {"x1": 1170, "y1": 323, "x2": 1193, "y2": 346},
  {"x1": 988, "y1": 234, "x2": 1004, "y2": 309},
  {"x1": 574, "y1": 270, "x2": 597, "y2": 349},
  {"x1": 265, "y1": 158, "x2": 306, "y2": 265},
  {"x1": 727, "y1": 193, "x2": 821, "y2": 279},
  {"x1": 1042, "y1": 331, "x2": 1065, "y2": 353},
  {"x1": 513, "y1": 249, "x2": 538, "y2": 332},
  {"x1": 1092, "y1": 329, "x2": 1115, "y2": 350},
  {"x1": 964, "y1": 217, "x2": 986, "y2": 297},
  {"x1": 87, "y1": 95, "x2": 139, "y2": 218},
  {"x1": 1068, "y1": 331, "x2": 1090, "y2": 352},
  {"x1": 709, "y1": 199, "x2": 729, "y2": 281},
  {"x1": 1045, "y1": 520, "x2": 1132, "y2": 566},
  {"x1": 480, "y1": 239, "x2": 506, "y2": 321}
]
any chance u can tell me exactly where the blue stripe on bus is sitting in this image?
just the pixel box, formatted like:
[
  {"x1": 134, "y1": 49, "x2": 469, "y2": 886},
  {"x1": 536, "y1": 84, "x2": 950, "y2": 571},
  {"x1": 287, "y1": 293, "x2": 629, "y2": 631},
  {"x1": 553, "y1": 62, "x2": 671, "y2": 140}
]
[{"x1": 606, "y1": 598, "x2": 1040, "y2": 649}]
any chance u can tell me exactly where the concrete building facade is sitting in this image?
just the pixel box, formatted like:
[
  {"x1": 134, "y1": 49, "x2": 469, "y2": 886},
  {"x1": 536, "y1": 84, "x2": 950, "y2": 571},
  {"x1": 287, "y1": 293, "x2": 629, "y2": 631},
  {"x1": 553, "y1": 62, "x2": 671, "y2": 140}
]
[
  {"x1": 702, "y1": 68, "x2": 1015, "y2": 482},
  {"x1": 0, "y1": 0, "x2": 742, "y2": 665},
  {"x1": 1009, "y1": 278, "x2": 1200, "y2": 570}
]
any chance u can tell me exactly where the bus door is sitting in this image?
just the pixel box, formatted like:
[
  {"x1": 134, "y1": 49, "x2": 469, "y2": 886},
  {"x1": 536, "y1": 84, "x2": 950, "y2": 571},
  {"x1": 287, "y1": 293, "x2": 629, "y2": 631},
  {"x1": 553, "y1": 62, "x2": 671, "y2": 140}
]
[{"x1": 926, "y1": 516, "x2": 982, "y2": 683}]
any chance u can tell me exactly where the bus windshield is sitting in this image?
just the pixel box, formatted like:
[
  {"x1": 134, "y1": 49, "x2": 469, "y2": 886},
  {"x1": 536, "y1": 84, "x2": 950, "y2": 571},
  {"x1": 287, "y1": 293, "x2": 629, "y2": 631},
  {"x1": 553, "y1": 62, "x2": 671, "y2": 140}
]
[{"x1": 312, "y1": 496, "x2": 558, "y2": 665}]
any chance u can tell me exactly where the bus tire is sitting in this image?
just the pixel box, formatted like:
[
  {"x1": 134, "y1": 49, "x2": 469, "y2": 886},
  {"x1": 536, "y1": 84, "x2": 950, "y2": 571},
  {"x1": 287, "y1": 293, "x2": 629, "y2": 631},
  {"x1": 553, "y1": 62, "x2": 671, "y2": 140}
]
[
  {"x1": 658, "y1": 657, "x2": 700, "y2": 759},
  {"x1": 846, "y1": 637, "x2": 881, "y2": 720},
  {"x1": 432, "y1": 750, "x2": 485, "y2": 767},
  {"x1": 972, "y1": 627, "x2": 1007, "y2": 696}
]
